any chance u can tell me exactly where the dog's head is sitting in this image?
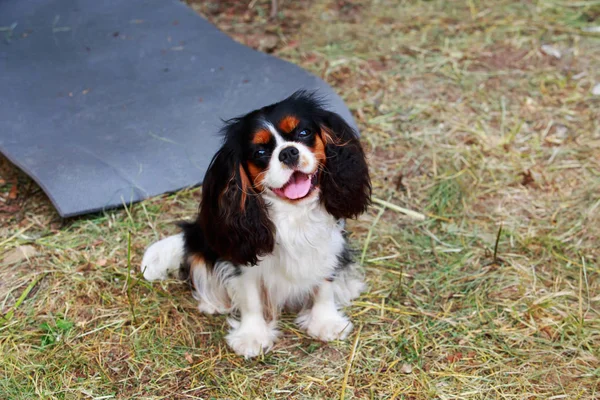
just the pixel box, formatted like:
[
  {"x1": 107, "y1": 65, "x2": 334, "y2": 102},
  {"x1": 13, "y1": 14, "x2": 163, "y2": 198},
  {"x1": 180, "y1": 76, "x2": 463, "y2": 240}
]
[{"x1": 198, "y1": 90, "x2": 371, "y2": 265}]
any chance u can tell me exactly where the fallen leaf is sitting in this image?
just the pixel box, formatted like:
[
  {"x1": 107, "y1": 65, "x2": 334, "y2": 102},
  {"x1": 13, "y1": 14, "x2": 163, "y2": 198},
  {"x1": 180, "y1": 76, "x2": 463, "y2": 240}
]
[
  {"x1": 184, "y1": 352, "x2": 194, "y2": 364},
  {"x1": 257, "y1": 34, "x2": 279, "y2": 53},
  {"x1": 521, "y1": 170, "x2": 535, "y2": 187},
  {"x1": 3, "y1": 245, "x2": 38, "y2": 265},
  {"x1": 76, "y1": 263, "x2": 94, "y2": 273},
  {"x1": 281, "y1": 40, "x2": 299, "y2": 51},
  {"x1": 0, "y1": 204, "x2": 20, "y2": 213},
  {"x1": 8, "y1": 184, "x2": 18, "y2": 200},
  {"x1": 400, "y1": 363, "x2": 413, "y2": 374},
  {"x1": 582, "y1": 26, "x2": 600, "y2": 33},
  {"x1": 446, "y1": 352, "x2": 463, "y2": 363},
  {"x1": 540, "y1": 326, "x2": 555, "y2": 340},
  {"x1": 395, "y1": 173, "x2": 407, "y2": 192},
  {"x1": 356, "y1": 107, "x2": 365, "y2": 122},
  {"x1": 541, "y1": 44, "x2": 561, "y2": 59}
]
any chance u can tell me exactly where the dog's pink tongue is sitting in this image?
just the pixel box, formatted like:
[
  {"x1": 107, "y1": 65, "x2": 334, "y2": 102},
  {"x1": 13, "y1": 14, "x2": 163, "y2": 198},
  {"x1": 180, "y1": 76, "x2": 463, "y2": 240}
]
[{"x1": 283, "y1": 173, "x2": 311, "y2": 199}]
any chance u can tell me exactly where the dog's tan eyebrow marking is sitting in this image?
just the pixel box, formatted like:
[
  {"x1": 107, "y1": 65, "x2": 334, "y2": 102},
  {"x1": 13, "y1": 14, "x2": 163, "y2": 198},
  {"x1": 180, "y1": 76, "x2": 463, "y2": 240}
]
[
  {"x1": 264, "y1": 121, "x2": 284, "y2": 145},
  {"x1": 252, "y1": 128, "x2": 271, "y2": 144},
  {"x1": 278, "y1": 115, "x2": 300, "y2": 134}
]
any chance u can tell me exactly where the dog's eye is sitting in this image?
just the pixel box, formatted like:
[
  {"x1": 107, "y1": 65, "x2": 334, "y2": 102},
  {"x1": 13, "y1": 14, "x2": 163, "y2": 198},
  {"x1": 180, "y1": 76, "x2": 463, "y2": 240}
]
[
  {"x1": 254, "y1": 149, "x2": 266, "y2": 158},
  {"x1": 298, "y1": 129, "x2": 311, "y2": 137}
]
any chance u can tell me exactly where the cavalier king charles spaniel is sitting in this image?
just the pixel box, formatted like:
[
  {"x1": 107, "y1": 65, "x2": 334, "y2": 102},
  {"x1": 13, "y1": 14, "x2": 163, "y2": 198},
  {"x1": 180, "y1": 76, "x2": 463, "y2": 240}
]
[{"x1": 141, "y1": 91, "x2": 371, "y2": 358}]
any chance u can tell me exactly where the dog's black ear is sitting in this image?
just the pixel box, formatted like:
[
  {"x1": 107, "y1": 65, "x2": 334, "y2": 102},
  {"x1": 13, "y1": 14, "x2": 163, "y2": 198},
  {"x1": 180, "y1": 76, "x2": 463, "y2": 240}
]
[
  {"x1": 198, "y1": 140, "x2": 274, "y2": 266},
  {"x1": 319, "y1": 112, "x2": 371, "y2": 219}
]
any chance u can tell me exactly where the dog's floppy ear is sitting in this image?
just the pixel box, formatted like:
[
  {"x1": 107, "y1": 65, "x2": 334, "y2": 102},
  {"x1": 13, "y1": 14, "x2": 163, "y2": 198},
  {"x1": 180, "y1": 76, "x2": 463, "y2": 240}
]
[
  {"x1": 198, "y1": 139, "x2": 275, "y2": 266},
  {"x1": 319, "y1": 112, "x2": 371, "y2": 219}
]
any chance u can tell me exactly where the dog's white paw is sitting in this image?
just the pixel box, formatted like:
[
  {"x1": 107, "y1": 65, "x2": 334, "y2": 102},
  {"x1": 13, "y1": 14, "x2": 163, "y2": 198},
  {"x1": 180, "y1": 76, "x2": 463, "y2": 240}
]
[
  {"x1": 225, "y1": 319, "x2": 279, "y2": 358},
  {"x1": 296, "y1": 308, "x2": 353, "y2": 342},
  {"x1": 197, "y1": 300, "x2": 228, "y2": 315},
  {"x1": 140, "y1": 234, "x2": 184, "y2": 281}
]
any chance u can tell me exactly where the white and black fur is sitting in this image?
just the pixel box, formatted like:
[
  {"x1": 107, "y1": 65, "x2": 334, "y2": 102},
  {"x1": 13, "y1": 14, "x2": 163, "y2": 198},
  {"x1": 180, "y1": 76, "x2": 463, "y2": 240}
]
[{"x1": 141, "y1": 91, "x2": 371, "y2": 358}]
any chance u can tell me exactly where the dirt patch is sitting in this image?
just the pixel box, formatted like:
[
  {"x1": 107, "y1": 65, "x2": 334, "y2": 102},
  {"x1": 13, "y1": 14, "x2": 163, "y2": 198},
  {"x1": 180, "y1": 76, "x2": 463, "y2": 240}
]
[
  {"x1": 469, "y1": 44, "x2": 557, "y2": 72},
  {"x1": 187, "y1": 0, "x2": 311, "y2": 53}
]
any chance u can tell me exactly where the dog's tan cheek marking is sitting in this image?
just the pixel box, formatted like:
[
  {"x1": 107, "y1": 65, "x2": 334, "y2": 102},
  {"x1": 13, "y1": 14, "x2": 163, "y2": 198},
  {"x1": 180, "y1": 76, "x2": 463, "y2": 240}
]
[
  {"x1": 314, "y1": 134, "x2": 327, "y2": 164},
  {"x1": 247, "y1": 162, "x2": 265, "y2": 191},
  {"x1": 278, "y1": 115, "x2": 300, "y2": 134}
]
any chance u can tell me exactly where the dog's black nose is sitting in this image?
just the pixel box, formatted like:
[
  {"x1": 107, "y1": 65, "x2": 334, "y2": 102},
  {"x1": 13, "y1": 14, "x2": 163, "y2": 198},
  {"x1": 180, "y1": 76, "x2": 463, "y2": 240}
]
[{"x1": 279, "y1": 146, "x2": 299, "y2": 166}]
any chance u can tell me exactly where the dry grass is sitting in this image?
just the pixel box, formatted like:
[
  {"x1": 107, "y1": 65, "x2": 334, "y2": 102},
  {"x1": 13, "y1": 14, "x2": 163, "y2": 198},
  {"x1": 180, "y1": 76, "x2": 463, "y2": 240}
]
[{"x1": 1, "y1": 0, "x2": 600, "y2": 398}]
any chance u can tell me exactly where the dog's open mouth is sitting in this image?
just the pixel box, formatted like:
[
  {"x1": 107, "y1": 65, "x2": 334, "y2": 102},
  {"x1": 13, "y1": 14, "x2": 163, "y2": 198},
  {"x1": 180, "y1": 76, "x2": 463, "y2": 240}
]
[{"x1": 272, "y1": 171, "x2": 317, "y2": 200}]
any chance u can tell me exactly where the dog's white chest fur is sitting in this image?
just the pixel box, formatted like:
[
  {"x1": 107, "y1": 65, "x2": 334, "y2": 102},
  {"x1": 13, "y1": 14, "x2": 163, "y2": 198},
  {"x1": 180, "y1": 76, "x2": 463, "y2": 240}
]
[{"x1": 246, "y1": 198, "x2": 344, "y2": 304}]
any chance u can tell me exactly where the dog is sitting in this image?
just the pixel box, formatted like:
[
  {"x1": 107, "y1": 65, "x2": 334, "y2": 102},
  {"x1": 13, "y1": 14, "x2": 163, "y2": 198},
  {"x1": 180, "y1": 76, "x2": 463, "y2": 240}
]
[{"x1": 140, "y1": 90, "x2": 371, "y2": 358}]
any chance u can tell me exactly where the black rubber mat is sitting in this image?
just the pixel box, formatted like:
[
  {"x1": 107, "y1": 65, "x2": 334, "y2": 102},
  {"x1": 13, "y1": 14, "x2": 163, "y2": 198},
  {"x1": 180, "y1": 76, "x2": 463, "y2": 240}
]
[{"x1": 0, "y1": 0, "x2": 355, "y2": 217}]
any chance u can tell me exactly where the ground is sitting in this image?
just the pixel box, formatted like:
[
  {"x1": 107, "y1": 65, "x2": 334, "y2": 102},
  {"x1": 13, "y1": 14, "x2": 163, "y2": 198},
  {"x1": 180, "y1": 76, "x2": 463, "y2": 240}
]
[{"x1": 1, "y1": 0, "x2": 599, "y2": 398}]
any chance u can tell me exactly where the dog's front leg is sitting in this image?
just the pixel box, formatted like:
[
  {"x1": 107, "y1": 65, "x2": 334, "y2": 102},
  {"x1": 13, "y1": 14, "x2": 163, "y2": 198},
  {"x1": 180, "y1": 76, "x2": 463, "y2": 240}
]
[
  {"x1": 225, "y1": 272, "x2": 279, "y2": 358},
  {"x1": 296, "y1": 280, "x2": 354, "y2": 341}
]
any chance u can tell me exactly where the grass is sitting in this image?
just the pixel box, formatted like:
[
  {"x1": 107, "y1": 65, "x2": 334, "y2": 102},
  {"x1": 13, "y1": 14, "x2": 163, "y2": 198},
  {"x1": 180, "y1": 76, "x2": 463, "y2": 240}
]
[{"x1": 1, "y1": 0, "x2": 599, "y2": 398}]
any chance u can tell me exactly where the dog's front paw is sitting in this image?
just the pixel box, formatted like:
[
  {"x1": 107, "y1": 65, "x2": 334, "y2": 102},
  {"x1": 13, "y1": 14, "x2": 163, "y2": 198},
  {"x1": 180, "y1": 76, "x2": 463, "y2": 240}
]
[
  {"x1": 296, "y1": 308, "x2": 353, "y2": 342},
  {"x1": 225, "y1": 319, "x2": 279, "y2": 358}
]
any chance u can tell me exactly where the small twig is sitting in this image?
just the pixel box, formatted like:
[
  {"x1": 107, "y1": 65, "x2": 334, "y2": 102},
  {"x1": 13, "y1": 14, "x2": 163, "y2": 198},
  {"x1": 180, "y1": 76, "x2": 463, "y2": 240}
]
[
  {"x1": 361, "y1": 206, "x2": 386, "y2": 265},
  {"x1": 0, "y1": 222, "x2": 35, "y2": 247},
  {"x1": 0, "y1": 273, "x2": 46, "y2": 325},
  {"x1": 270, "y1": 0, "x2": 278, "y2": 19},
  {"x1": 493, "y1": 223, "x2": 503, "y2": 263},
  {"x1": 340, "y1": 324, "x2": 362, "y2": 400},
  {"x1": 500, "y1": 96, "x2": 507, "y2": 137},
  {"x1": 580, "y1": 255, "x2": 590, "y2": 321},
  {"x1": 126, "y1": 231, "x2": 137, "y2": 325},
  {"x1": 372, "y1": 197, "x2": 426, "y2": 221}
]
